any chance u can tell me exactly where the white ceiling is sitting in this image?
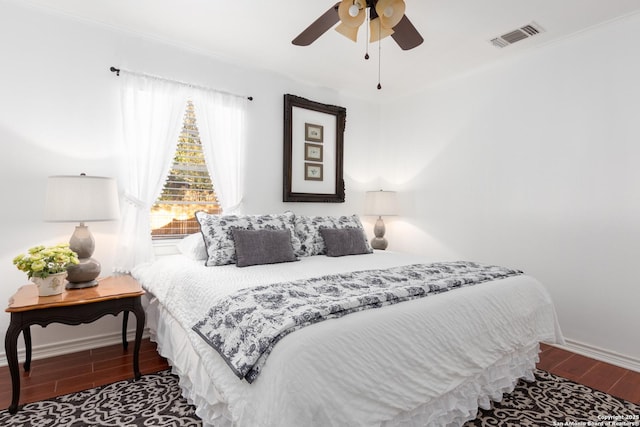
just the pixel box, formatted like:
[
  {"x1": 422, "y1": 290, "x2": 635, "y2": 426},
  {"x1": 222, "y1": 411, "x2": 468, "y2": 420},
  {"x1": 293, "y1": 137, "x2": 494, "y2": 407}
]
[{"x1": 18, "y1": 0, "x2": 640, "y2": 100}]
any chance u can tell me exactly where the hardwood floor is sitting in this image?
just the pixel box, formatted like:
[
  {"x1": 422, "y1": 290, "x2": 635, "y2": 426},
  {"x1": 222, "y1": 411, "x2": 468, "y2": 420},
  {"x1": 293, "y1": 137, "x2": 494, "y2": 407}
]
[
  {"x1": 0, "y1": 340, "x2": 638, "y2": 412},
  {"x1": 0, "y1": 338, "x2": 169, "y2": 411},
  {"x1": 538, "y1": 343, "x2": 640, "y2": 405}
]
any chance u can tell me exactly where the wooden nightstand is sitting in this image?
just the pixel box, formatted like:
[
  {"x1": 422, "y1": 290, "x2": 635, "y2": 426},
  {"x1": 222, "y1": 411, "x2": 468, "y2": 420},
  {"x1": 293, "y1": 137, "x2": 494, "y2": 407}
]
[{"x1": 4, "y1": 275, "x2": 145, "y2": 414}]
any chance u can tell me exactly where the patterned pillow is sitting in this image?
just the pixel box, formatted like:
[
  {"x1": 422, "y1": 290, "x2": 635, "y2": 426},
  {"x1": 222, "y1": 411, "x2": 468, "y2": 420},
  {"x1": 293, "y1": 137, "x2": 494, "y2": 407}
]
[
  {"x1": 294, "y1": 214, "x2": 373, "y2": 257},
  {"x1": 196, "y1": 211, "x2": 301, "y2": 266}
]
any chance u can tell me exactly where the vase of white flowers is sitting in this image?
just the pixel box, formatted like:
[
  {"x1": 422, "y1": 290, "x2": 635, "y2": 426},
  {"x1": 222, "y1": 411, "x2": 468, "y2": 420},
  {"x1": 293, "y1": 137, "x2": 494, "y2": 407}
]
[{"x1": 13, "y1": 244, "x2": 80, "y2": 296}]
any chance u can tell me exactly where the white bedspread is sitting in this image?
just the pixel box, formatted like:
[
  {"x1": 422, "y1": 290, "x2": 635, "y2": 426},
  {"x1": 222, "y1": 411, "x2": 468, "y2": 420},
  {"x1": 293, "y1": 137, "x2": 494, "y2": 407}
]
[{"x1": 133, "y1": 252, "x2": 564, "y2": 427}]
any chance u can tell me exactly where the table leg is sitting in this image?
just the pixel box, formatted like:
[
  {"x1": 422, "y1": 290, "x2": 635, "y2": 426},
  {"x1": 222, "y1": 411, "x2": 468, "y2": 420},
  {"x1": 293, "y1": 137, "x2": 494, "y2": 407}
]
[
  {"x1": 23, "y1": 326, "x2": 32, "y2": 372},
  {"x1": 122, "y1": 311, "x2": 129, "y2": 350},
  {"x1": 5, "y1": 319, "x2": 23, "y2": 414},
  {"x1": 132, "y1": 301, "x2": 145, "y2": 380}
]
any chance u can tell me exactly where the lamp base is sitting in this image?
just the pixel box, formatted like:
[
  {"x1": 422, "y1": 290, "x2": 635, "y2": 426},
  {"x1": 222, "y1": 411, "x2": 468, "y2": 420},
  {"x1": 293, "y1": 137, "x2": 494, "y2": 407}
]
[
  {"x1": 371, "y1": 216, "x2": 388, "y2": 250},
  {"x1": 66, "y1": 279, "x2": 99, "y2": 290},
  {"x1": 370, "y1": 237, "x2": 388, "y2": 250},
  {"x1": 66, "y1": 257, "x2": 101, "y2": 289}
]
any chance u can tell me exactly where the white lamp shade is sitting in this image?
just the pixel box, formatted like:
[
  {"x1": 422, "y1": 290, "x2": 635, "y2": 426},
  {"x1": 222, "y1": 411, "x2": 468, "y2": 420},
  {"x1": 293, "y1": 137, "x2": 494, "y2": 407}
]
[
  {"x1": 44, "y1": 175, "x2": 120, "y2": 222},
  {"x1": 365, "y1": 190, "x2": 398, "y2": 216}
]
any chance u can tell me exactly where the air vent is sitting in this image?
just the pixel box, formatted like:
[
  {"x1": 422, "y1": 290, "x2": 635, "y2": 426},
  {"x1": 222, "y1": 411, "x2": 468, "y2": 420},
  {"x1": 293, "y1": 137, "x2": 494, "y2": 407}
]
[{"x1": 490, "y1": 22, "x2": 544, "y2": 48}]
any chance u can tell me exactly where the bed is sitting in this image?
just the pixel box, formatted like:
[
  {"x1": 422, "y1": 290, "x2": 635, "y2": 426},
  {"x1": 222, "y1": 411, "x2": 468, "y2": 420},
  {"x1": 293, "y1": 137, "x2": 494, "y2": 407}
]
[{"x1": 131, "y1": 213, "x2": 564, "y2": 427}]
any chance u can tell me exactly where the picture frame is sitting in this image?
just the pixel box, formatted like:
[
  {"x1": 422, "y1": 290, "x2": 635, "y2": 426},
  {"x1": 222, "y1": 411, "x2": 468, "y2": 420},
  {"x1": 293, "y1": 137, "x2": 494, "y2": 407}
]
[
  {"x1": 304, "y1": 163, "x2": 323, "y2": 181},
  {"x1": 304, "y1": 143, "x2": 323, "y2": 162},
  {"x1": 283, "y1": 94, "x2": 346, "y2": 203},
  {"x1": 305, "y1": 123, "x2": 324, "y2": 142}
]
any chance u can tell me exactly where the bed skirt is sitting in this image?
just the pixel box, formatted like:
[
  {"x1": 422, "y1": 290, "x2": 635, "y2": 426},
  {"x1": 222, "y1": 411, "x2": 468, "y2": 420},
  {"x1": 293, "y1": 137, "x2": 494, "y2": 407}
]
[{"x1": 145, "y1": 295, "x2": 542, "y2": 427}]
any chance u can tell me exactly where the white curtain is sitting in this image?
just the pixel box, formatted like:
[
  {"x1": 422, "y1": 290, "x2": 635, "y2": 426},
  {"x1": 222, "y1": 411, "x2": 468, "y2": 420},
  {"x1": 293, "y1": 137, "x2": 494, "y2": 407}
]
[
  {"x1": 193, "y1": 91, "x2": 248, "y2": 213},
  {"x1": 114, "y1": 73, "x2": 189, "y2": 273},
  {"x1": 114, "y1": 72, "x2": 249, "y2": 273}
]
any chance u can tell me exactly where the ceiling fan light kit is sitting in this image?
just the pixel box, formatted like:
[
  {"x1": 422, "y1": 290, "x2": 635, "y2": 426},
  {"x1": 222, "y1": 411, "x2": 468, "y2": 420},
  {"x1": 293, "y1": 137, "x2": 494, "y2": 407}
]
[
  {"x1": 376, "y1": 0, "x2": 405, "y2": 29},
  {"x1": 369, "y1": 18, "x2": 395, "y2": 43},
  {"x1": 338, "y1": 0, "x2": 366, "y2": 28},
  {"x1": 334, "y1": 0, "x2": 409, "y2": 44},
  {"x1": 335, "y1": 23, "x2": 360, "y2": 42}
]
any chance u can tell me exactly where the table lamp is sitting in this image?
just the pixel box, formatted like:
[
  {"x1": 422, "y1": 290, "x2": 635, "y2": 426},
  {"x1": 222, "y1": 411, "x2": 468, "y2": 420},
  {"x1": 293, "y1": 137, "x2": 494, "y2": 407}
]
[
  {"x1": 364, "y1": 190, "x2": 397, "y2": 250},
  {"x1": 44, "y1": 174, "x2": 120, "y2": 289}
]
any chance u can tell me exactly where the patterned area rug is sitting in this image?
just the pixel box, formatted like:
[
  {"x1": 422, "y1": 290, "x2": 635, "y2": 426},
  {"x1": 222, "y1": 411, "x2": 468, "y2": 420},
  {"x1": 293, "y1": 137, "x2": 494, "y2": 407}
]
[
  {"x1": 0, "y1": 370, "x2": 199, "y2": 427},
  {"x1": 465, "y1": 369, "x2": 640, "y2": 427},
  {"x1": 0, "y1": 369, "x2": 637, "y2": 426}
]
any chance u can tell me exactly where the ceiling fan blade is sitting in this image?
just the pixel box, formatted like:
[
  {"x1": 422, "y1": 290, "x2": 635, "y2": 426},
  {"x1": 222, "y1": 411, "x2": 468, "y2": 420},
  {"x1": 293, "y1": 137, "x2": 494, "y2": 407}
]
[
  {"x1": 390, "y1": 15, "x2": 424, "y2": 50},
  {"x1": 292, "y1": 2, "x2": 341, "y2": 46}
]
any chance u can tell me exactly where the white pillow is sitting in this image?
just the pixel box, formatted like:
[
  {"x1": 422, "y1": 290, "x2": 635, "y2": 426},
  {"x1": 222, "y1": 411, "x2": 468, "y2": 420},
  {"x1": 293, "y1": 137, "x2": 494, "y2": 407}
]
[{"x1": 177, "y1": 233, "x2": 208, "y2": 261}]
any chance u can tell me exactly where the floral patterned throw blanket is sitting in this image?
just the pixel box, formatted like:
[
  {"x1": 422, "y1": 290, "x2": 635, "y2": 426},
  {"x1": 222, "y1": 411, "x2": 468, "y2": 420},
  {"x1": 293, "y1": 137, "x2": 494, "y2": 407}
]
[{"x1": 192, "y1": 261, "x2": 523, "y2": 383}]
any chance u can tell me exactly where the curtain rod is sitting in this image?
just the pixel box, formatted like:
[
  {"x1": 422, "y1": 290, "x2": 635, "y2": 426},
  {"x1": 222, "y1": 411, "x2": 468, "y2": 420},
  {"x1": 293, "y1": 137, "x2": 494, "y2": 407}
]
[{"x1": 109, "y1": 66, "x2": 253, "y2": 101}]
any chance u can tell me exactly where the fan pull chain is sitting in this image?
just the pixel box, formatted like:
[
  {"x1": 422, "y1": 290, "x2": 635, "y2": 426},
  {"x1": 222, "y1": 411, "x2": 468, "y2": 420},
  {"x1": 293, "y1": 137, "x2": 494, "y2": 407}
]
[
  {"x1": 364, "y1": 7, "x2": 370, "y2": 60},
  {"x1": 377, "y1": 20, "x2": 382, "y2": 89}
]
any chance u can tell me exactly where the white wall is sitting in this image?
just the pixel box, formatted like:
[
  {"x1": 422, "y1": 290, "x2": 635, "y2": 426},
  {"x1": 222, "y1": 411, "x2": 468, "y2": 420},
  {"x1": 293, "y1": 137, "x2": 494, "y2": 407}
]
[
  {"x1": 0, "y1": 1, "x2": 380, "y2": 363},
  {"x1": 380, "y1": 14, "x2": 640, "y2": 364}
]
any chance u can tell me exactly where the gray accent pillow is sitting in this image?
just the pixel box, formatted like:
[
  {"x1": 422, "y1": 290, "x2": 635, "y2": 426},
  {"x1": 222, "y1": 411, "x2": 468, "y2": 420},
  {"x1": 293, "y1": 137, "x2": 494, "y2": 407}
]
[
  {"x1": 319, "y1": 228, "x2": 371, "y2": 257},
  {"x1": 232, "y1": 229, "x2": 298, "y2": 268}
]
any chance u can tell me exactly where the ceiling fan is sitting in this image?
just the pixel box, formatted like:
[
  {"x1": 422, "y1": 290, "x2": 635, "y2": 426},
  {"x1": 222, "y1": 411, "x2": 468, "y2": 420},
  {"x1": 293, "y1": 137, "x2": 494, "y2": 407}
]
[{"x1": 292, "y1": 0, "x2": 423, "y2": 51}]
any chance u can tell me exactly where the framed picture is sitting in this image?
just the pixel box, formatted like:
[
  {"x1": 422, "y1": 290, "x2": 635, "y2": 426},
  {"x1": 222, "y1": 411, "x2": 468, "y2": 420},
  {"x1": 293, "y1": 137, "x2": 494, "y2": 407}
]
[
  {"x1": 305, "y1": 123, "x2": 324, "y2": 142},
  {"x1": 283, "y1": 94, "x2": 346, "y2": 203},
  {"x1": 304, "y1": 143, "x2": 323, "y2": 162},
  {"x1": 304, "y1": 163, "x2": 323, "y2": 181}
]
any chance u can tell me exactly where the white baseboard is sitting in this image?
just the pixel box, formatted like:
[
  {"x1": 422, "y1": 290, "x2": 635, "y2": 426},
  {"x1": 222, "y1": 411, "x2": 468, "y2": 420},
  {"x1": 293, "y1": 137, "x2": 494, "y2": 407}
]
[
  {"x1": 551, "y1": 338, "x2": 640, "y2": 373},
  {"x1": 0, "y1": 329, "x2": 150, "y2": 367}
]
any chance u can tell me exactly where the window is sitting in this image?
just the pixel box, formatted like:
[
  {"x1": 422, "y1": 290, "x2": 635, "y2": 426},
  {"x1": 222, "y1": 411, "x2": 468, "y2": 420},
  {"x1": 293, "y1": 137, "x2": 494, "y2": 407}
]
[{"x1": 150, "y1": 100, "x2": 221, "y2": 239}]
